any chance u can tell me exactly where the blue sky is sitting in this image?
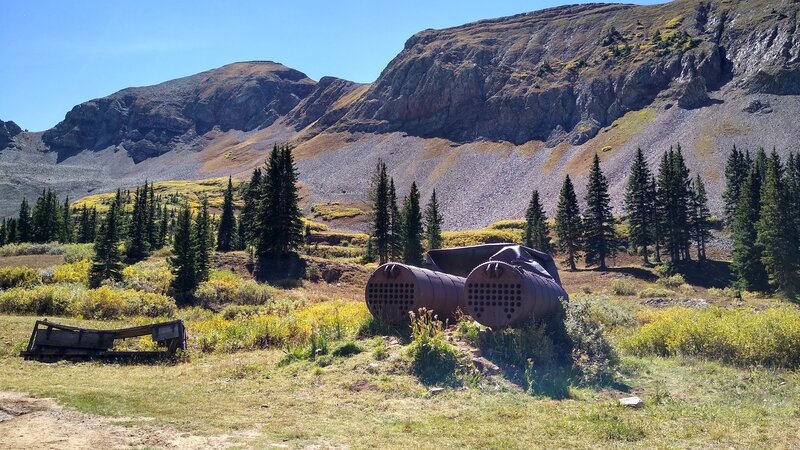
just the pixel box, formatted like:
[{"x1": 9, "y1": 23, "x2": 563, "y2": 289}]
[{"x1": 0, "y1": 0, "x2": 663, "y2": 131}]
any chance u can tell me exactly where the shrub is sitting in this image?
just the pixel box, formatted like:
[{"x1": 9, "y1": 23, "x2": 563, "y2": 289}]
[
  {"x1": 63, "y1": 244, "x2": 94, "y2": 262},
  {"x1": 25, "y1": 243, "x2": 65, "y2": 256},
  {"x1": 72, "y1": 286, "x2": 175, "y2": 319},
  {"x1": 622, "y1": 306, "x2": 800, "y2": 368},
  {"x1": 0, "y1": 266, "x2": 42, "y2": 289},
  {"x1": 53, "y1": 260, "x2": 90, "y2": 285},
  {"x1": 0, "y1": 284, "x2": 84, "y2": 315},
  {"x1": 332, "y1": 340, "x2": 362, "y2": 357},
  {"x1": 220, "y1": 304, "x2": 266, "y2": 320},
  {"x1": 657, "y1": 274, "x2": 685, "y2": 288},
  {"x1": 610, "y1": 279, "x2": 636, "y2": 296},
  {"x1": 0, "y1": 243, "x2": 32, "y2": 257},
  {"x1": 707, "y1": 286, "x2": 741, "y2": 299},
  {"x1": 564, "y1": 299, "x2": 618, "y2": 384},
  {"x1": 487, "y1": 220, "x2": 526, "y2": 230},
  {"x1": 305, "y1": 263, "x2": 322, "y2": 281},
  {"x1": 638, "y1": 287, "x2": 677, "y2": 298},
  {"x1": 477, "y1": 320, "x2": 557, "y2": 370},
  {"x1": 442, "y1": 229, "x2": 521, "y2": 247},
  {"x1": 122, "y1": 259, "x2": 174, "y2": 293},
  {"x1": 194, "y1": 271, "x2": 278, "y2": 305},
  {"x1": 406, "y1": 309, "x2": 459, "y2": 385},
  {"x1": 574, "y1": 295, "x2": 635, "y2": 329}
]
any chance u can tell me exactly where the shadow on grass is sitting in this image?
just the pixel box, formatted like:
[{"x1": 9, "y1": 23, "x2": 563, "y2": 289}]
[{"x1": 674, "y1": 259, "x2": 733, "y2": 289}]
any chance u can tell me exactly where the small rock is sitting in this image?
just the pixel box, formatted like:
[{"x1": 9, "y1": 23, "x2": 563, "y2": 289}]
[
  {"x1": 429, "y1": 387, "x2": 445, "y2": 395},
  {"x1": 619, "y1": 396, "x2": 644, "y2": 408},
  {"x1": 470, "y1": 349, "x2": 482, "y2": 358},
  {"x1": 260, "y1": 404, "x2": 269, "y2": 409}
]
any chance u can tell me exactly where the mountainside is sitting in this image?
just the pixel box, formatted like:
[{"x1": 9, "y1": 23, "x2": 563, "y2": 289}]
[{"x1": 2, "y1": 0, "x2": 800, "y2": 228}]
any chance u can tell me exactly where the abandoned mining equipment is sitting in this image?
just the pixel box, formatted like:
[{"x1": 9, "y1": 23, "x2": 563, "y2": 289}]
[
  {"x1": 364, "y1": 243, "x2": 568, "y2": 328},
  {"x1": 21, "y1": 319, "x2": 187, "y2": 361}
]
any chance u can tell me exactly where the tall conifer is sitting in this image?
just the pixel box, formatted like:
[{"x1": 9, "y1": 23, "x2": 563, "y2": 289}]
[
  {"x1": 583, "y1": 154, "x2": 615, "y2": 269},
  {"x1": 402, "y1": 182, "x2": 424, "y2": 266},
  {"x1": 523, "y1": 190, "x2": 552, "y2": 252},
  {"x1": 216, "y1": 176, "x2": 236, "y2": 252},
  {"x1": 624, "y1": 148, "x2": 654, "y2": 263},
  {"x1": 89, "y1": 203, "x2": 123, "y2": 288},
  {"x1": 424, "y1": 189, "x2": 443, "y2": 250},
  {"x1": 555, "y1": 175, "x2": 582, "y2": 270}
]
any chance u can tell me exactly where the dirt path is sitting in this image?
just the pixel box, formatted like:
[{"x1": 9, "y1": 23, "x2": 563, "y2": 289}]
[{"x1": 0, "y1": 391, "x2": 239, "y2": 449}]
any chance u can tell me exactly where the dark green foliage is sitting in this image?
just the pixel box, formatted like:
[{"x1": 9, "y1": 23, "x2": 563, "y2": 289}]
[
  {"x1": 523, "y1": 190, "x2": 552, "y2": 252},
  {"x1": 61, "y1": 197, "x2": 73, "y2": 243},
  {"x1": 239, "y1": 168, "x2": 262, "y2": 249},
  {"x1": 157, "y1": 206, "x2": 169, "y2": 249},
  {"x1": 732, "y1": 171, "x2": 769, "y2": 291},
  {"x1": 146, "y1": 183, "x2": 159, "y2": 250},
  {"x1": 194, "y1": 197, "x2": 213, "y2": 285},
  {"x1": 216, "y1": 176, "x2": 236, "y2": 252},
  {"x1": 583, "y1": 154, "x2": 615, "y2": 269},
  {"x1": 402, "y1": 182, "x2": 424, "y2": 266},
  {"x1": 657, "y1": 146, "x2": 691, "y2": 262},
  {"x1": 0, "y1": 219, "x2": 6, "y2": 246},
  {"x1": 89, "y1": 202, "x2": 123, "y2": 288},
  {"x1": 424, "y1": 189, "x2": 443, "y2": 250},
  {"x1": 564, "y1": 299, "x2": 618, "y2": 385},
  {"x1": 17, "y1": 198, "x2": 31, "y2": 243},
  {"x1": 722, "y1": 146, "x2": 750, "y2": 226},
  {"x1": 256, "y1": 144, "x2": 304, "y2": 259},
  {"x1": 756, "y1": 151, "x2": 799, "y2": 293},
  {"x1": 555, "y1": 175, "x2": 582, "y2": 270},
  {"x1": 389, "y1": 179, "x2": 403, "y2": 260},
  {"x1": 31, "y1": 189, "x2": 62, "y2": 243},
  {"x1": 170, "y1": 204, "x2": 197, "y2": 299},
  {"x1": 368, "y1": 160, "x2": 391, "y2": 264},
  {"x1": 688, "y1": 175, "x2": 712, "y2": 261},
  {"x1": 77, "y1": 206, "x2": 94, "y2": 243},
  {"x1": 624, "y1": 148, "x2": 654, "y2": 263},
  {"x1": 126, "y1": 185, "x2": 150, "y2": 261}
]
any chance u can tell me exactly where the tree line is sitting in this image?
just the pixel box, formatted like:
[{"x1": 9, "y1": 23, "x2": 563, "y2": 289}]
[{"x1": 365, "y1": 160, "x2": 443, "y2": 266}]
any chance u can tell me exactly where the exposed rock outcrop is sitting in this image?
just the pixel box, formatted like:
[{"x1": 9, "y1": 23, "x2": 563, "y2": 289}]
[
  {"x1": 0, "y1": 120, "x2": 22, "y2": 149},
  {"x1": 41, "y1": 62, "x2": 316, "y2": 162}
]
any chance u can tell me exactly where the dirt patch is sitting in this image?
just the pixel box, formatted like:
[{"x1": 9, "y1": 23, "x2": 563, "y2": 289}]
[
  {"x1": 0, "y1": 391, "x2": 241, "y2": 449},
  {"x1": 0, "y1": 255, "x2": 64, "y2": 269}
]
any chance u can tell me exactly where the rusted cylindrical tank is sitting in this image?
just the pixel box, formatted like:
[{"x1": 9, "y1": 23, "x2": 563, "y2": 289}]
[
  {"x1": 463, "y1": 247, "x2": 568, "y2": 328},
  {"x1": 365, "y1": 263, "x2": 465, "y2": 324}
]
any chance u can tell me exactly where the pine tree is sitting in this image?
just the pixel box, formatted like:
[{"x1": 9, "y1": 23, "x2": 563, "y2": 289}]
[
  {"x1": 389, "y1": 178, "x2": 403, "y2": 260},
  {"x1": 194, "y1": 197, "x2": 213, "y2": 284},
  {"x1": 368, "y1": 161, "x2": 390, "y2": 264},
  {"x1": 523, "y1": 190, "x2": 552, "y2": 252},
  {"x1": 624, "y1": 148, "x2": 654, "y2": 263},
  {"x1": 648, "y1": 174, "x2": 663, "y2": 263},
  {"x1": 257, "y1": 145, "x2": 282, "y2": 258},
  {"x1": 277, "y1": 145, "x2": 304, "y2": 255},
  {"x1": 89, "y1": 203, "x2": 124, "y2": 288},
  {"x1": 61, "y1": 197, "x2": 73, "y2": 243},
  {"x1": 424, "y1": 189, "x2": 444, "y2": 250},
  {"x1": 170, "y1": 204, "x2": 197, "y2": 299},
  {"x1": 146, "y1": 183, "x2": 158, "y2": 250},
  {"x1": 89, "y1": 207, "x2": 98, "y2": 242},
  {"x1": 657, "y1": 147, "x2": 691, "y2": 262},
  {"x1": 7, "y1": 219, "x2": 17, "y2": 244},
  {"x1": 157, "y1": 206, "x2": 169, "y2": 248},
  {"x1": 216, "y1": 176, "x2": 236, "y2": 252},
  {"x1": 756, "y1": 150, "x2": 799, "y2": 292},
  {"x1": 0, "y1": 219, "x2": 6, "y2": 247},
  {"x1": 402, "y1": 182, "x2": 424, "y2": 266},
  {"x1": 583, "y1": 154, "x2": 616, "y2": 269},
  {"x1": 17, "y1": 198, "x2": 31, "y2": 243},
  {"x1": 555, "y1": 175, "x2": 582, "y2": 270},
  {"x1": 722, "y1": 145, "x2": 749, "y2": 226},
  {"x1": 688, "y1": 174, "x2": 711, "y2": 261},
  {"x1": 239, "y1": 168, "x2": 262, "y2": 249},
  {"x1": 732, "y1": 170, "x2": 769, "y2": 291},
  {"x1": 126, "y1": 185, "x2": 149, "y2": 261},
  {"x1": 788, "y1": 153, "x2": 800, "y2": 249},
  {"x1": 77, "y1": 205, "x2": 91, "y2": 243}
]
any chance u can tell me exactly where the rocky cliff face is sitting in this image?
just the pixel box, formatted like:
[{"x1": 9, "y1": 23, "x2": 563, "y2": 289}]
[
  {"x1": 0, "y1": 120, "x2": 22, "y2": 149},
  {"x1": 328, "y1": 0, "x2": 799, "y2": 145},
  {"x1": 41, "y1": 62, "x2": 316, "y2": 162}
]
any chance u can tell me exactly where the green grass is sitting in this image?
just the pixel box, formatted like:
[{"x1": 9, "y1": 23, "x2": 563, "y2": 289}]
[
  {"x1": 1, "y1": 312, "x2": 799, "y2": 448},
  {"x1": 311, "y1": 202, "x2": 365, "y2": 221}
]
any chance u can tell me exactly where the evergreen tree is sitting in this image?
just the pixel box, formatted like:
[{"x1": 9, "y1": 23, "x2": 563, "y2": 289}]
[
  {"x1": 276, "y1": 145, "x2": 304, "y2": 255},
  {"x1": 126, "y1": 185, "x2": 150, "y2": 261},
  {"x1": 754, "y1": 147, "x2": 767, "y2": 182},
  {"x1": 239, "y1": 168, "x2": 262, "y2": 249},
  {"x1": 756, "y1": 151, "x2": 798, "y2": 292},
  {"x1": 368, "y1": 161, "x2": 390, "y2": 264},
  {"x1": 657, "y1": 147, "x2": 691, "y2": 262},
  {"x1": 424, "y1": 189, "x2": 443, "y2": 250},
  {"x1": 555, "y1": 175, "x2": 582, "y2": 270},
  {"x1": 0, "y1": 219, "x2": 6, "y2": 247},
  {"x1": 688, "y1": 174, "x2": 711, "y2": 261},
  {"x1": 648, "y1": 174, "x2": 663, "y2": 263},
  {"x1": 389, "y1": 178, "x2": 403, "y2": 260},
  {"x1": 89, "y1": 203, "x2": 123, "y2": 288},
  {"x1": 7, "y1": 219, "x2": 17, "y2": 244},
  {"x1": 146, "y1": 183, "x2": 158, "y2": 249},
  {"x1": 89, "y1": 207, "x2": 98, "y2": 242},
  {"x1": 17, "y1": 198, "x2": 31, "y2": 243},
  {"x1": 216, "y1": 176, "x2": 236, "y2": 252},
  {"x1": 170, "y1": 204, "x2": 197, "y2": 299},
  {"x1": 194, "y1": 197, "x2": 213, "y2": 284},
  {"x1": 583, "y1": 154, "x2": 616, "y2": 270},
  {"x1": 157, "y1": 205, "x2": 170, "y2": 248},
  {"x1": 61, "y1": 197, "x2": 73, "y2": 243},
  {"x1": 77, "y1": 205, "x2": 91, "y2": 243},
  {"x1": 401, "y1": 182, "x2": 424, "y2": 266},
  {"x1": 722, "y1": 145, "x2": 749, "y2": 226},
  {"x1": 257, "y1": 145, "x2": 283, "y2": 258},
  {"x1": 732, "y1": 170, "x2": 769, "y2": 291},
  {"x1": 624, "y1": 148, "x2": 654, "y2": 263},
  {"x1": 523, "y1": 190, "x2": 552, "y2": 252}
]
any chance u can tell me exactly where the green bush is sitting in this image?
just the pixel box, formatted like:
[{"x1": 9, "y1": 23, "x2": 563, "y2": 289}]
[
  {"x1": 657, "y1": 274, "x2": 685, "y2": 288},
  {"x1": 574, "y1": 295, "x2": 635, "y2": 329},
  {"x1": 0, "y1": 284, "x2": 83, "y2": 315},
  {"x1": 63, "y1": 244, "x2": 94, "y2": 262},
  {"x1": 406, "y1": 309, "x2": 459, "y2": 385},
  {"x1": 332, "y1": 340, "x2": 362, "y2": 357},
  {"x1": 194, "y1": 271, "x2": 279, "y2": 305},
  {"x1": 487, "y1": 220, "x2": 526, "y2": 230},
  {"x1": 610, "y1": 279, "x2": 636, "y2": 296},
  {"x1": 622, "y1": 307, "x2": 800, "y2": 368},
  {"x1": 0, "y1": 266, "x2": 42, "y2": 289},
  {"x1": 564, "y1": 299, "x2": 618, "y2": 384},
  {"x1": 72, "y1": 286, "x2": 176, "y2": 319},
  {"x1": 638, "y1": 287, "x2": 677, "y2": 298},
  {"x1": 122, "y1": 259, "x2": 174, "y2": 293}
]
